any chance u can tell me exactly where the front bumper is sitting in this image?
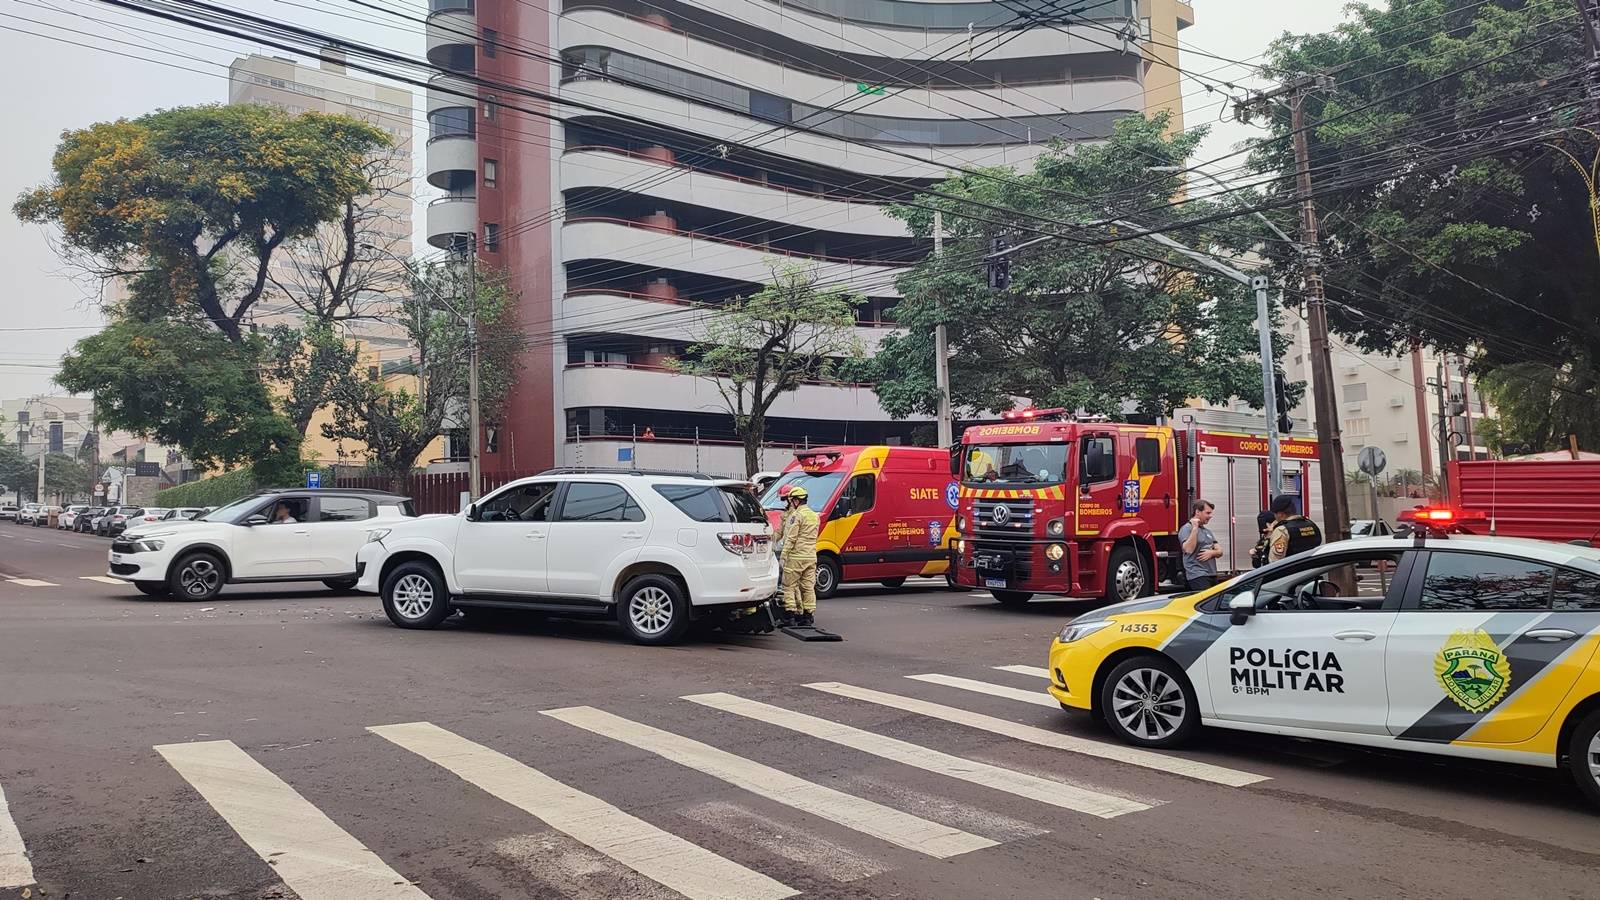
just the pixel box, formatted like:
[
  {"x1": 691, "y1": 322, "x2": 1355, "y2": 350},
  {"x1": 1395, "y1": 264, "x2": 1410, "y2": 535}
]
[
  {"x1": 107, "y1": 544, "x2": 178, "y2": 582},
  {"x1": 1045, "y1": 639, "x2": 1093, "y2": 711},
  {"x1": 354, "y1": 543, "x2": 385, "y2": 593}
]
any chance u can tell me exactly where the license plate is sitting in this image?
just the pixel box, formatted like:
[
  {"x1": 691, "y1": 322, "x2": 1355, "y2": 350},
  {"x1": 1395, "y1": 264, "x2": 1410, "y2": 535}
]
[
  {"x1": 984, "y1": 577, "x2": 1007, "y2": 589},
  {"x1": 109, "y1": 553, "x2": 123, "y2": 565}
]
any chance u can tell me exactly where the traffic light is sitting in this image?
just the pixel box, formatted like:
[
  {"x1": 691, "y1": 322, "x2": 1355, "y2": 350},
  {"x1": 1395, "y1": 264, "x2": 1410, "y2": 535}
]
[
  {"x1": 1273, "y1": 372, "x2": 1293, "y2": 434},
  {"x1": 987, "y1": 236, "x2": 1011, "y2": 291}
]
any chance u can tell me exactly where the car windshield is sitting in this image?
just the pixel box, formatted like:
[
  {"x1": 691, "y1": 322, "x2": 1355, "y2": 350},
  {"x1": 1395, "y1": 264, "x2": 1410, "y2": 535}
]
[
  {"x1": 963, "y1": 443, "x2": 1069, "y2": 485},
  {"x1": 761, "y1": 471, "x2": 845, "y2": 513},
  {"x1": 1350, "y1": 520, "x2": 1377, "y2": 536}
]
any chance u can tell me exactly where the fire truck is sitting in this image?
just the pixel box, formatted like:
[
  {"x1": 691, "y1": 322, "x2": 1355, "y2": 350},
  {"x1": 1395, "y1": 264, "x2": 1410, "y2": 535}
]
[{"x1": 950, "y1": 409, "x2": 1324, "y2": 606}]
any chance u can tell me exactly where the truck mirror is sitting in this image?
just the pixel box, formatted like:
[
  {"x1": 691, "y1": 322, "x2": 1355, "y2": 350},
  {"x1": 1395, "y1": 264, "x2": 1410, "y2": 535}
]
[{"x1": 948, "y1": 446, "x2": 962, "y2": 478}]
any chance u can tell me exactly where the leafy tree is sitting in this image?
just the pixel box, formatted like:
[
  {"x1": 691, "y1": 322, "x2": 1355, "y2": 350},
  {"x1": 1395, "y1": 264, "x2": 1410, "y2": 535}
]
[
  {"x1": 264, "y1": 320, "x2": 363, "y2": 437},
  {"x1": 1252, "y1": 1, "x2": 1595, "y2": 437},
  {"x1": 0, "y1": 440, "x2": 30, "y2": 501},
  {"x1": 43, "y1": 453, "x2": 88, "y2": 503},
  {"x1": 1475, "y1": 364, "x2": 1600, "y2": 453},
  {"x1": 866, "y1": 114, "x2": 1272, "y2": 421},
  {"x1": 672, "y1": 263, "x2": 865, "y2": 476},
  {"x1": 320, "y1": 260, "x2": 522, "y2": 491}
]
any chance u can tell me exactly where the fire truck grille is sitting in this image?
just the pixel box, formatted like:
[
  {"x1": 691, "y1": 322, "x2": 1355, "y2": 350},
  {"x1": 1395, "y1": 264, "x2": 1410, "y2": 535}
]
[{"x1": 971, "y1": 499, "x2": 1035, "y2": 539}]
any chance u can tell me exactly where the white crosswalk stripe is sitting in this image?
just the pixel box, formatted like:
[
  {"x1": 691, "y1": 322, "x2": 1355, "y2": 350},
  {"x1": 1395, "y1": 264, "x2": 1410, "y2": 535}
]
[
  {"x1": 155, "y1": 740, "x2": 429, "y2": 900},
  {"x1": 908, "y1": 673, "x2": 1056, "y2": 706},
  {"x1": 79, "y1": 576, "x2": 125, "y2": 585},
  {"x1": 994, "y1": 665, "x2": 1052, "y2": 679},
  {"x1": 369, "y1": 721, "x2": 796, "y2": 900},
  {"x1": 4, "y1": 579, "x2": 56, "y2": 587},
  {"x1": 684, "y1": 692, "x2": 1149, "y2": 819},
  {"x1": 809, "y1": 681, "x2": 1268, "y2": 787},
  {"x1": 0, "y1": 781, "x2": 35, "y2": 890},
  {"x1": 544, "y1": 706, "x2": 997, "y2": 859}
]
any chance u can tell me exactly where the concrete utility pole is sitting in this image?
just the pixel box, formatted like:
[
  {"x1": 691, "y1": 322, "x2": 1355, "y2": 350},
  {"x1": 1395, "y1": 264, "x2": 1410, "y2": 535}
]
[
  {"x1": 1238, "y1": 73, "x2": 1349, "y2": 541},
  {"x1": 1434, "y1": 360, "x2": 1454, "y2": 504},
  {"x1": 465, "y1": 235, "x2": 482, "y2": 501},
  {"x1": 1575, "y1": 0, "x2": 1600, "y2": 116},
  {"x1": 933, "y1": 209, "x2": 953, "y2": 448}
]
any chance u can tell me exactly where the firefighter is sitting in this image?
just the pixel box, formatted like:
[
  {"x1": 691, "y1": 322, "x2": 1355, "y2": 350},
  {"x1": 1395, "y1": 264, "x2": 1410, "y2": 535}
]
[
  {"x1": 779, "y1": 484, "x2": 820, "y2": 626},
  {"x1": 1267, "y1": 494, "x2": 1323, "y2": 562}
]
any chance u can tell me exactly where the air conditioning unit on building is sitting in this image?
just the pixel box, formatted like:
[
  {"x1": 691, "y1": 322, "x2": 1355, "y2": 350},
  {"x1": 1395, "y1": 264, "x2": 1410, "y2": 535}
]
[
  {"x1": 1342, "y1": 365, "x2": 1359, "y2": 376},
  {"x1": 1389, "y1": 397, "x2": 1405, "y2": 408}
]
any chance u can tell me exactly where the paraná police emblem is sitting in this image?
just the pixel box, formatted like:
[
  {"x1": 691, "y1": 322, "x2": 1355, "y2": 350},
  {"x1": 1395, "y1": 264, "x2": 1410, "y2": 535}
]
[{"x1": 1434, "y1": 629, "x2": 1512, "y2": 713}]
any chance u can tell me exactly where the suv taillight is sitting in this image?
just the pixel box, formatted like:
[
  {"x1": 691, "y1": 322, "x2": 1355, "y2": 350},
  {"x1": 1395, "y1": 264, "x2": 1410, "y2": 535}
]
[{"x1": 718, "y1": 532, "x2": 755, "y2": 555}]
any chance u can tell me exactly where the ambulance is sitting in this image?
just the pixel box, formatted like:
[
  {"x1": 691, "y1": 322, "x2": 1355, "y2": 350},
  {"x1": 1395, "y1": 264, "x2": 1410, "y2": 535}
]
[{"x1": 761, "y1": 446, "x2": 958, "y2": 598}]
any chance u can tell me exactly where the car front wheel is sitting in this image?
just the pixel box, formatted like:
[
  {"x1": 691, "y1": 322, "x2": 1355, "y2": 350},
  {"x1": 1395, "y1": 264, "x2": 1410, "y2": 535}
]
[
  {"x1": 1565, "y1": 708, "x2": 1600, "y2": 808},
  {"x1": 1098, "y1": 655, "x2": 1198, "y2": 749},
  {"x1": 814, "y1": 556, "x2": 841, "y2": 600},
  {"x1": 617, "y1": 573, "x2": 690, "y2": 645},
  {"x1": 169, "y1": 551, "x2": 226, "y2": 601},
  {"x1": 992, "y1": 589, "x2": 1034, "y2": 606},
  {"x1": 381, "y1": 562, "x2": 452, "y2": 629}
]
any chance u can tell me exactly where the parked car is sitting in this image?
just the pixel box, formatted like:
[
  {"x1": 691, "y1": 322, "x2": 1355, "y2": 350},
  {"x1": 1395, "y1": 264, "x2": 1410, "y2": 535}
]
[
  {"x1": 98, "y1": 507, "x2": 144, "y2": 537},
  {"x1": 356, "y1": 470, "x2": 778, "y2": 645},
  {"x1": 162, "y1": 508, "x2": 205, "y2": 522},
  {"x1": 0, "y1": 505, "x2": 18, "y2": 522},
  {"x1": 17, "y1": 504, "x2": 41, "y2": 526},
  {"x1": 76, "y1": 507, "x2": 106, "y2": 533},
  {"x1": 108, "y1": 489, "x2": 415, "y2": 600},
  {"x1": 123, "y1": 508, "x2": 173, "y2": 530},
  {"x1": 58, "y1": 505, "x2": 91, "y2": 530},
  {"x1": 32, "y1": 506, "x2": 61, "y2": 528}
]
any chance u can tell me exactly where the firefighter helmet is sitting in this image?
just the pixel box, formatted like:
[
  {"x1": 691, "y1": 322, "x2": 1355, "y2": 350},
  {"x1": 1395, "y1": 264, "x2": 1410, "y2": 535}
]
[{"x1": 787, "y1": 485, "x2": 808, "y2": 501}]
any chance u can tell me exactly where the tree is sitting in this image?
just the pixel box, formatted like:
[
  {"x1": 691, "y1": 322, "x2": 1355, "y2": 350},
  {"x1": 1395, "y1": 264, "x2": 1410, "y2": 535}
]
[
  {"x1": 672, "y1": 263, "x2": 865, "y2": 476},
  {"x1": 42, "y1": 454, "x2": 88, "y2": 503},
  {"x1": 1252, "y1": 1, "x2": 1596, "y2": 437},
  {"x1": 866, "y1": 114, "x2": 1273, "y2": 421},
  {"x1": 0, "y1": 440, "x2": 29, "y2": 501},
  {"x1": 320, "y1": 260, "x2": 522, "y2": 490},
  {"x1": 1475, "y1": 364, "x2": 1600, "y2": 453}
]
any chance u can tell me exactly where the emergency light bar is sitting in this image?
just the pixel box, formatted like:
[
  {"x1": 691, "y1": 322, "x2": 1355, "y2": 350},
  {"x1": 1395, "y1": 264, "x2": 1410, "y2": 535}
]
[
  {"x1": 1001, "y1": 407, "x2": 1066, "y2": 421},
  {"x1": 1396, "y1": 506, "x2": 1488, "y2": 525}
]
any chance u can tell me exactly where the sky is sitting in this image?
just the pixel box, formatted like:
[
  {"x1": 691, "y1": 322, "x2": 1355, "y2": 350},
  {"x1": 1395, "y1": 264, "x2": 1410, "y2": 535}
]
[{"x1": 0, "y1": 0, "x2": 1353, "y2": 401}]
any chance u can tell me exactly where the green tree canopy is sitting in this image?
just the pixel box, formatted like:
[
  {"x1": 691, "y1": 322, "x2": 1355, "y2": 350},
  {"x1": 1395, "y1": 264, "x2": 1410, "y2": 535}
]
[
  {"x1": 1251, "y1": 0, "x2": 1595, "y2": 440},
  {"x1": 866, "y1": 114, "x2": 1274, "y2": 421}
]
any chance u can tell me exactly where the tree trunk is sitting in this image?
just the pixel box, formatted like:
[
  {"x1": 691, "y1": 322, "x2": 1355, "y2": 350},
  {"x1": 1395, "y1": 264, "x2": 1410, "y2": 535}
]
[{"x1": 740, "y1": 413, "x2": 763, "y2": 478}]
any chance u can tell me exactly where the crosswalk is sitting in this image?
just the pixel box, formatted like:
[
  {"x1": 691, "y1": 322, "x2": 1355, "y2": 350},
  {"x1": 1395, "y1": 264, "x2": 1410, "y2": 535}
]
[{"x1": 1, "y1": 666, "x2": 1271, "y2": 898}]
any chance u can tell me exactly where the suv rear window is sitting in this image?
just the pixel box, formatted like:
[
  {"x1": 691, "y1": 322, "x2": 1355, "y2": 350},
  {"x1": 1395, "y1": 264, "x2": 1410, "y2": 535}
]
[{"x1": 654, "y1": 484, "x2": 767, "y2": 523}]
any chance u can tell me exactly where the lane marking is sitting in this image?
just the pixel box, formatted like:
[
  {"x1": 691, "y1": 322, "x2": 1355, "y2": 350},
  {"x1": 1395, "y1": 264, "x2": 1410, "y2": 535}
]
[
  {"x1": 21, "y1": 539, "x2": 42, "y2": 545},
  {"x1": 4, "y1": 579, "x2": 57, "y2": 588},
  {"x1": 681, "y1": 801, "x2": 891, "y2": 883},
  {"x1": 155, "y1": 740, "x2": 429, "y2": 900},
  {"x1": 909, "y1": 673, "x2": 1056, "y2": 707},
  {"x1": 994, "y1": 665, "x2": 1052, "y2": 679},
  {"x1": 683, "y1": 693, "x2": 1148, "y2": 819},
  {"x1": 544, "y1": 706, "x2": 994, "y2": 859},
  {"x1": 79, "y1": 576, "x2": 125, "y2": 585},
  {"x1": 0, "y1": 781, "x2": 35, "y2": 889},
  {"x1": 369, "y1": 721, "x2": 795, "y2": 900},
  {"x1": 811, "y1": 681, "x2": 1267, "y2": 788},
  {"x1": 54, "y1": 543, "x2": 78, "y2": 549}
]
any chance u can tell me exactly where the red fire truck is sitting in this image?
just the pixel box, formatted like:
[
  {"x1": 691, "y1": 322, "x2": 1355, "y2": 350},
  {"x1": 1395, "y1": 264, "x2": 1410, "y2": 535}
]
[{"x1": 951, "y1": 410, "x2": 1323, "y2": 606}]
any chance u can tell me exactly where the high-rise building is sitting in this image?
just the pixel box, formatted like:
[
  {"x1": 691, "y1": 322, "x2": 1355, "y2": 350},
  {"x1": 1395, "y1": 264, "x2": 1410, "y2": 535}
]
[{"x1": 425, "y1": 0, "x2": 1194, "y2": 473}]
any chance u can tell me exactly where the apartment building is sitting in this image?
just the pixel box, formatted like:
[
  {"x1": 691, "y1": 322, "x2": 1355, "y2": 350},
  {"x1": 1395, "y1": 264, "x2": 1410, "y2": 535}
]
[{"x1": 423, "y1": 0, "x2": 1195, "y2": 473}]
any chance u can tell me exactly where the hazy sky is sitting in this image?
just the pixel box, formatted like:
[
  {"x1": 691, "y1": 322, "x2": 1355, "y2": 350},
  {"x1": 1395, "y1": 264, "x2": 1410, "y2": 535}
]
[{"x1": 0, "y1": 0, "x2": 1351, "y2": 400}]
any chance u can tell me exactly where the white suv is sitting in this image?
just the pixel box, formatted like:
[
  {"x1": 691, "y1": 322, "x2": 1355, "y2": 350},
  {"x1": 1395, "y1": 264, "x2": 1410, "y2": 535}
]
[
  {"x1": 355, "y1": 470, "x2": 778, "y2": 645},
  {"x1": 110, "y1": 488, "x2": 415, "y2": 600}
]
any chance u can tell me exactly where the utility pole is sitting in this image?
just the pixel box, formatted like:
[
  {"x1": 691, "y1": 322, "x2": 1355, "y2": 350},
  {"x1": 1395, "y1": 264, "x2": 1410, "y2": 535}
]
[
  {"x1": 933, "y1": 209, "x2": 953, "y2": 448},
  {"x1": 465, "y1": 234, "x2": 482, "y2": 501},
  {"x1": 1434, "y1": 360, "x2": 1453, "y2": 504},
  {"x1": 1575, "y1": 0, "x2": 1600, "y2": 116},
  {"x1": 1238, "y1": 73, "x2": 1348, "y2": 541}
]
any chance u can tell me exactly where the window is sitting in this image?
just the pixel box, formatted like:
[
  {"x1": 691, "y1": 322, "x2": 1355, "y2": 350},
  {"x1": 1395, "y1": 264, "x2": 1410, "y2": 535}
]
[
  {"x1": 655, "y1": 485, "x2": 726, "y2": 522},
  {"x1": 255, "y1": 497, "x2": 308, "y2": 523},
  {"x1": 837, "y1": 474, "x2": 876, "y2": 516},
  {"x1": 1344, "y1": 418, "x2": 1371, "y2": 438},
  {"x1": 65, "y1": 412, "x2": 79, "y2": 421},
  {"x1": 1222, "y1": 552, "x2": 1403, "y2": 612},
  {"x1": 318, "y1": 496, "x2": 373, "y2": 522},
  {"x1": 1134, "y1": 437, "x2": 1161, "y2": 475},
  {"x1": 483, "y1": 158, "x2": 497, "y2": 187},
  {"x1": 1081, "y1": 437, "x2": 1116, "y2": 483},
  {"x1": 482, "y1": 95, "x2": 497, "y2": 120},
  {"x1": 482, "y1": 26, "x2": 497, "y2": 58},
  {"x1": 1552, "y1": 569, "x2": 1600, "y2": 611},
  {"x1": 1344, "y1": 382, "x2": 1368, "y2": 403},
  {"x1": 427, "y1": 106, "x2": 474, "y2": 141},
  {"x1": 560, "y1": 482, "x2": 644, "y2": 522},
  {"x1": 720, "y1": 485, "x2": 766, "y2": 523},
  {"x1": 484, "y1": 222, "x2": 500, "y2": 251},
  {"x1": 478, "y1": 483, "x2": 557, "y2": 522},
  {"x1": 1417, "y1": 553, "x2": 1553, "y2": 611}
]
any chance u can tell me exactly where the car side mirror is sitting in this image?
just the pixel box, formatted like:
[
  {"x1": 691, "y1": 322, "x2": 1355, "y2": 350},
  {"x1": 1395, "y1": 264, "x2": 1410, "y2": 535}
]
[
  {"x1": 465, "y1": 503, "x2": 480, "y2": 522},
  {"x1": 244, "y1": 514, "x2": 269, "y2": 527},
  {"x1": 1228, "y1": 591, "x2": 1257, "y2": 626}
]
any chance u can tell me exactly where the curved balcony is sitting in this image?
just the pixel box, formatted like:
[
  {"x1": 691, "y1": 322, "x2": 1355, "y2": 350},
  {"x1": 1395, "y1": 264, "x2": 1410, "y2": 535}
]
[
  {"x1": 427, "y1": 135, "x2": 478, "y2": 191},
  {"x1": 562, "y1": 289, "x2": 894, "y2": 348},
  {"x1": 427, "y1": 72, "x2": 477, "y2": 116},
  {"x1": 560, "y1": 80, "x2": 1055, "y2": 178},
  {"x1": 562, "y1": 362, "x2": 898, "y2": 421},
  {"x1": 561, "y1": 218, "x2": 905, "y2": 297},
  {"x1": 426, "y1": 8, "x2": 477, "y2": 72},
  {"x1": 426, "y1": 195, "x2": 478, "y2": 250},
  {"x1": 561, "y1": 147, "x2": 904, "y2": 237}
]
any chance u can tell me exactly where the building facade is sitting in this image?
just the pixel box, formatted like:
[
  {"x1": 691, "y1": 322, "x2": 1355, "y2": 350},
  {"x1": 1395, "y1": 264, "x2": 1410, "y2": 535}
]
[{"x1": 424, "y1": 0, "x2": 1195, "y2": 474}]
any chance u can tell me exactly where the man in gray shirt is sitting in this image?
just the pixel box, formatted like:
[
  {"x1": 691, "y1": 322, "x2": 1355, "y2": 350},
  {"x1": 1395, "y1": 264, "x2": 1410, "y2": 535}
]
[{"x1": 1179, "y1": 499, "x2": 1223, "y2": 590}]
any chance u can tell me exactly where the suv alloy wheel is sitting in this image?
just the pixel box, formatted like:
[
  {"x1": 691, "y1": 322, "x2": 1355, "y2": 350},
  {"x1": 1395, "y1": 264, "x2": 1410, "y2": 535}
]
[
  {"x1": 382, "y1": 561, "x2": 452, "y2": 629},
  {"x1": 617, "y1": 573, "x2": 690, "y2": 645}
]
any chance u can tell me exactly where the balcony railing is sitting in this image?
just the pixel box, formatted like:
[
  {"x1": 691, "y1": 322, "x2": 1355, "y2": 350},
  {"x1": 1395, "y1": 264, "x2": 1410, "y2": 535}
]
[
  {"x1": 563, "y1": 216, "x2": 912, "y2": 267},
  {"x1": 429, "y1": 0, "x2": 473, "y2": 15},
  {"x1": 562, "y1": 287, "x2": 896, "y2": 327},
  {"x1": 565, "y1": 359, "x2": 875, "y2": 389},
  {"x1": 564, "y1": 145, "x2": 895, "y2": 205}
]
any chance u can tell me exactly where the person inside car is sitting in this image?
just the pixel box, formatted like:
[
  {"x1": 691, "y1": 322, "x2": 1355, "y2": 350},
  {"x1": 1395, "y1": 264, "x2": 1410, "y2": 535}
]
[{"x1": 272, "y1": 502, "x2": 298, "y2": 524}]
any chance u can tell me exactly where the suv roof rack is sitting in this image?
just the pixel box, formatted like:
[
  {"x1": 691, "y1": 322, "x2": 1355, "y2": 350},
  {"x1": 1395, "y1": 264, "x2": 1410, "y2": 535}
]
[{"x1": 536, "y1": 467, "x2": 720, "y2": 480}]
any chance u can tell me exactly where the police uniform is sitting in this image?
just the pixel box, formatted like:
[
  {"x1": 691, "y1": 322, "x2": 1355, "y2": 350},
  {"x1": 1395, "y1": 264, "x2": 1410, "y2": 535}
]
[
  {"x1": 780, "y1": 502, "x2": 820, "y2": 621},
  {"x1": 1269, "y1": 514, "x2": 1323, "y2": 562}
]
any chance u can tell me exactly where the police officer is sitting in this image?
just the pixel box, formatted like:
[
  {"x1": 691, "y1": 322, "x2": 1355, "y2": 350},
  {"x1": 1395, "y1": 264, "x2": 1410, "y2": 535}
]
[
  {"x1": 779, "y1": 485, "x2": 820, "y2": 626},
  {"x1": 1267, "y1": 494, "x2": 1322, "y2": 562}
]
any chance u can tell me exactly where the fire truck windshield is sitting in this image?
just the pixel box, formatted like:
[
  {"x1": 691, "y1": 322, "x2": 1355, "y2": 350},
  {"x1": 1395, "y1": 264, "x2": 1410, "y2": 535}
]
[
  {"x1": 761, "y1": 471, "x2": 845, "y2": 512},
  {"x1": 963, "y1": 443, "x2": 1069, "y2": 485}
]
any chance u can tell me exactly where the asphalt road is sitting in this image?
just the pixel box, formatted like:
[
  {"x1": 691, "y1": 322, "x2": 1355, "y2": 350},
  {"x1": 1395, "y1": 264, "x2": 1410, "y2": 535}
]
[{"x1": 3, "y1": 524, "x2": 1599, "y2": 900}]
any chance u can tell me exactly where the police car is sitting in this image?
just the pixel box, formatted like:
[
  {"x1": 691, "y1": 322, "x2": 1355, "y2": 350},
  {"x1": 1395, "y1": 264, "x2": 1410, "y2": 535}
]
[{"x1": 1047, "y1": 509, "x2": 1600, "y2": 806}]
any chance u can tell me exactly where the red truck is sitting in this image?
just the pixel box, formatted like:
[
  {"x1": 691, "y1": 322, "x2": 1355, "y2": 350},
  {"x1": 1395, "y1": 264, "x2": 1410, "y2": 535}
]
[
  {"x1": 951, "y1": 409, "x2": 1326, "y2": 606},
  {"x1": 1448, "y1": 458, "x2": 1600, "y2": 545}
]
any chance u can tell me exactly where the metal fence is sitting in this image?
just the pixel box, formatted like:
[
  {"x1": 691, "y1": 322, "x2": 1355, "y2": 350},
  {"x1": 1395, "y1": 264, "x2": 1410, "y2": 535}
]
[{"x1": 335, "y1": 469, "x2": 545, "y2": 514}]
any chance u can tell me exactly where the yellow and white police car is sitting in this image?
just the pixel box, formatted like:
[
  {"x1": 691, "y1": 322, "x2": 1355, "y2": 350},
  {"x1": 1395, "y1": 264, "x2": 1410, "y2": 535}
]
[{"x1": 1047, "y1": 515, "x2": 1600, "y2": 805}]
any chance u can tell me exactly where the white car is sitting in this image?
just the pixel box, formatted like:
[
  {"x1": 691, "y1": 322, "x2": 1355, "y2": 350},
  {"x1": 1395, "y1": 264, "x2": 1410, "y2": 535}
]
[
  {"x1": 356, "y1": 470, "x2": 778, "y2": 645},
  {"x1": 16, "y1": 504, "x2": 41, "y2": 526},
  {"x1": 0, "y1": 505, "x2": 18, "y2": 522},
  {"x1": 109, "y1": 489, "x2": 416, "y2": 600},
  {"x1": 58, "y1": 505, "x2": 91, "y2": 530}
]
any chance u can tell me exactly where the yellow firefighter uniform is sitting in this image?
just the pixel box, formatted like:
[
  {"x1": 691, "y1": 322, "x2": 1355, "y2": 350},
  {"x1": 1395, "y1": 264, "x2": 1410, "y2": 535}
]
[{"x1": 780, "y1": 503, "x2": 820, "y2": 614}]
